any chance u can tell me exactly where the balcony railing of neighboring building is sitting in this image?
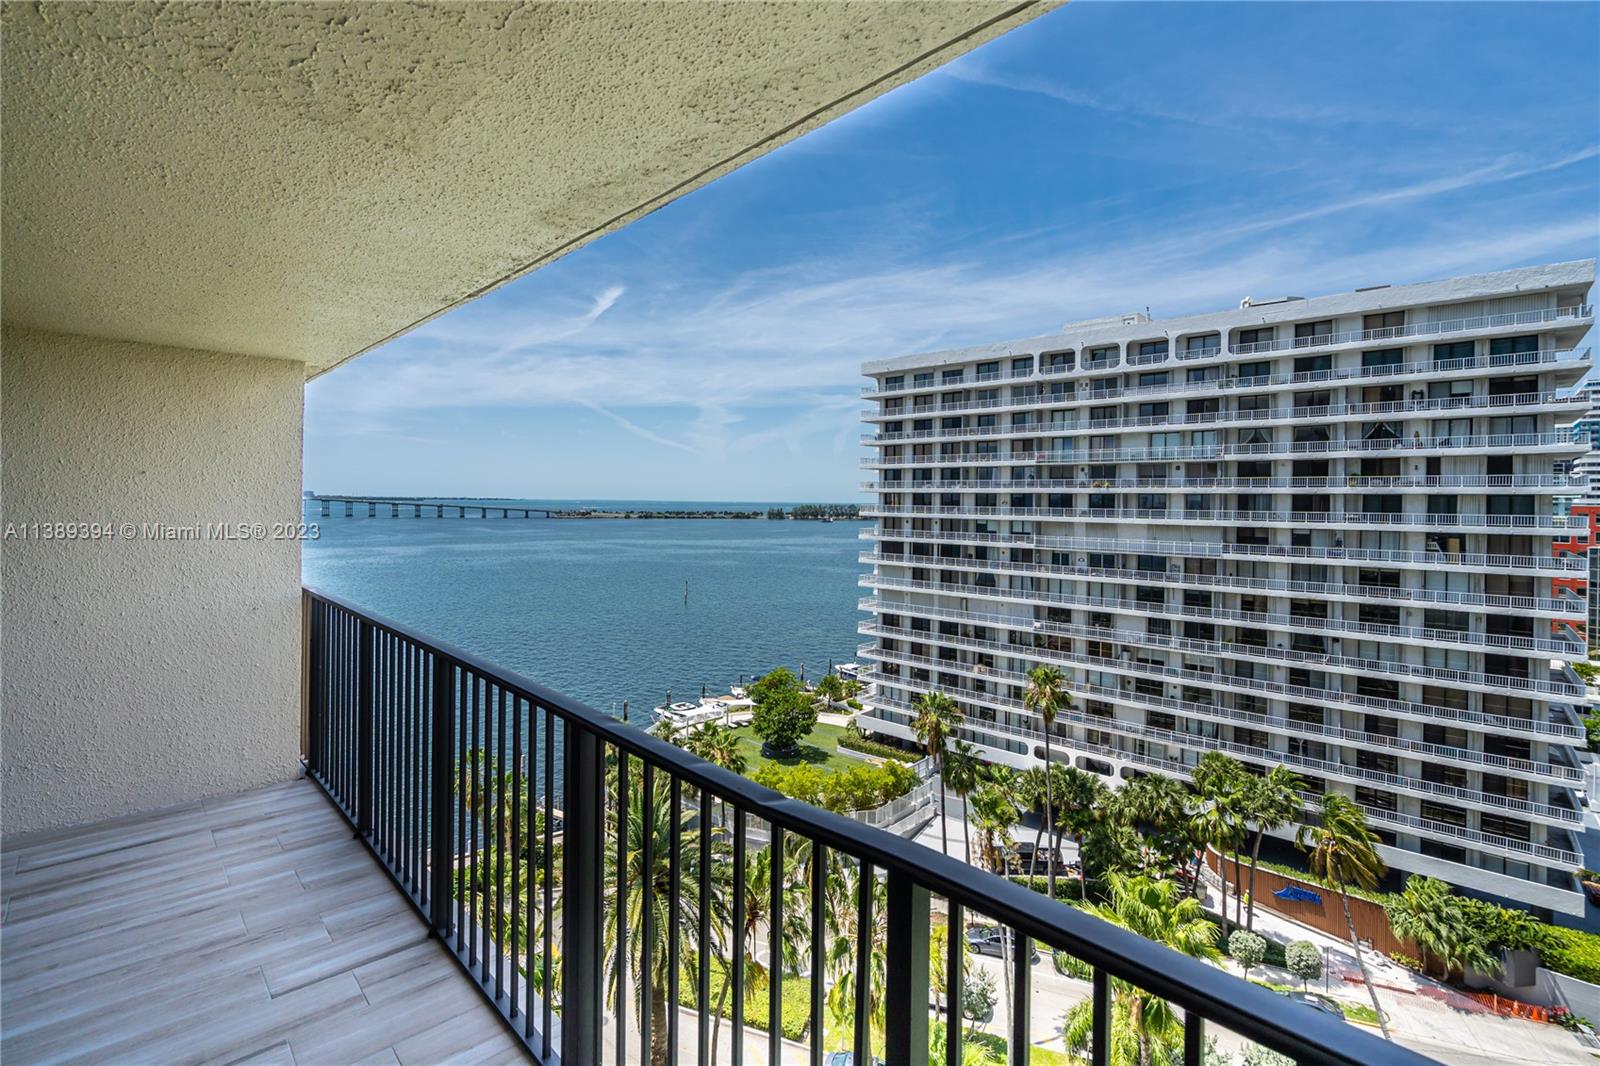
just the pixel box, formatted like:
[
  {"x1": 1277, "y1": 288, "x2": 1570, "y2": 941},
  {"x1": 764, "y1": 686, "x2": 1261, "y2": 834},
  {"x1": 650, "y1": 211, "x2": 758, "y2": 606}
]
[
  {"x1": 854, "y1": 652, "x2": 1584, "y2": 785},
  {"x1": 301, "y1": 586, "x2": 1423, "y2": 1066},
  {"x1": 860, "y1": 703, "x2": 1584, "y2": 872},
  {"x1": 859, "y1": 597, "x2": 1586, "y2": 698},
  {"x1": 857, "y1": 334, "x2": 1590, "y2": 401},
  {"x1": 856, "y1": 526, "x2": 1590, "y2": 575},
  {"x1": 855, "y1": 625, "x2": 1586, "y2": 742}
]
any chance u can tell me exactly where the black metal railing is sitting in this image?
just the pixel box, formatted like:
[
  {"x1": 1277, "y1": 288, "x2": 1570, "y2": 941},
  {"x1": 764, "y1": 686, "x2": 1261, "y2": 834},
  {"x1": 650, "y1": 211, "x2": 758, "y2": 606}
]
[{"x1": 302, "y1": 586, "x2": 1433, "y2": 1066}]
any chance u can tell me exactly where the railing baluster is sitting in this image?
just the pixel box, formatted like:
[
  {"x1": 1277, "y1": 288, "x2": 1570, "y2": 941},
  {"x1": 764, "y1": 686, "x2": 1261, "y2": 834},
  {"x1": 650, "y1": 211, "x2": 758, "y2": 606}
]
[
  {"x1": 730, "y1": 809, "x2": 746, "y2": 1066},
  {"x1": 667, "y1": 775, "x2": 682, "y2": 1066},
  {"x1": 560, "y1": 718, "x2": 602, "y2": 1065},
  {"x1": 853, "y1": 859, "x2": 873, "y2": 1064},
  {"x1": 641, "y1": 761, "x2": 656, "y2": 1062},
  {"x1": 1011, "y1": 931, "x2": 1031, "y2": 1066},
  {"x1": 356, "y1": 616, "x2": 372, "y2": 836},
  {"x1": 884, "y1": 868, "x2": 929, "y2": 1066},
  {"x1": 768, "y1": 824, "x2": 784, "y2": 1066},
  {"x1": 429, "y1": 652, "x2": 454, "y2": 935},
  {"x1": 542, "y1": 705, "x2": 554, "y2": 1058},
  {"x1": 811, "y1": 842, "x2": 825, "y2": 1066},
  {"x1": 946, "y1": 900, "x2": 963, "y2": 1066},
  {"x1": 512, "y1": 694, "x2": 523, "y2": 1025},
  {"x1": 1185, "y1": 1010, "x2": 1204, "y2": 1066},
  {"x1": 1091, "y1": 967, "x2": 1110, "y2": 1066},
  {"x1": 494, "y1": 684, "x2": 507, "y2": 1001},
  {"x1": 698, "y1": 785, "x2": 712, "y2": 1066},
  {"x1": 616, "y1": 750, "x2": 629, "y2": 1066}
]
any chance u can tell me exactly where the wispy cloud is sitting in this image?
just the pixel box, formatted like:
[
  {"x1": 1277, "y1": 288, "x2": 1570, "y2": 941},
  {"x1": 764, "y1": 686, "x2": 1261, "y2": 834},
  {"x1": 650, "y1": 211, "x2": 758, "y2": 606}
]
[{"x1": 576, "y1": 399, "x2": 692, "y2": 452}]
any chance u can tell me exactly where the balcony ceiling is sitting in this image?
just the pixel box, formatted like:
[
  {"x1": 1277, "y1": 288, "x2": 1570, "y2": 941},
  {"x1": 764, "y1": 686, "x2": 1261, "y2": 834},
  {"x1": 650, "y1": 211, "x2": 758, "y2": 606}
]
[{"x1": 0, "y1": 1, "x2": 1049, "y2": 376}]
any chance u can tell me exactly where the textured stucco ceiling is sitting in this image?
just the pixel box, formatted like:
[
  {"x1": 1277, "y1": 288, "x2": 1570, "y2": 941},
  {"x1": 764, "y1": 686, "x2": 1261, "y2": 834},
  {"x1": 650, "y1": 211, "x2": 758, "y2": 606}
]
[{"x1": 1, "y1": 1, "x2": 1052, "y2": 375}]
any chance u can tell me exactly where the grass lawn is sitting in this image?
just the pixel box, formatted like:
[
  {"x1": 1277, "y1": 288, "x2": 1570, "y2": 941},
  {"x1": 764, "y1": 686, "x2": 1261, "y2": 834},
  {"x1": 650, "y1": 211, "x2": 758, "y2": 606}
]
[{"x1": 728, "y1": 722, "x2": 865, "y2": 774}]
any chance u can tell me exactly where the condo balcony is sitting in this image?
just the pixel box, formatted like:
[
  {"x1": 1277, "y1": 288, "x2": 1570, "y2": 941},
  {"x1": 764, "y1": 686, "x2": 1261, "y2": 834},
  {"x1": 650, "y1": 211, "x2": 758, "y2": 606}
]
[
  {"x1": 860, "y1": 700, "x2": 1583, "y2": 872},
  {"x1": 855, "y1": 625, "x2": 1586, "y2": 742},
  {"x1": 860, "y1": 344, "x2": 1590, "y2": 400},
  {"x1": 854, "y1": 652, "x2": 1584, "y2": 786},
  {"x1": 857, "y1": 550, "x2": 1585, "y2": 616},
  {"x1": 859, "y1": 597, "x2": 1585, "y2": 699},
  {"x1": 861, "y1": 502, "x2": 1584, "y2": 536},
  {"x1": 857, "y1": 524, "x2": 1590, "y2": 577},
  {"x1": 862, "y1": 387, "x2": 1583, "y2": 424}
]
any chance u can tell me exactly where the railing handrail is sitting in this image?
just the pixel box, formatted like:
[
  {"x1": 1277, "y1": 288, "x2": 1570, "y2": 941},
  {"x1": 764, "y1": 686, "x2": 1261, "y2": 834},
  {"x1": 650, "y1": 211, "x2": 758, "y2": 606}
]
[
  {"x1": 301, "y1": 585, "x2": 1422, "y2": 1066},
  {"x1": 861, "y1": 344, "x2": 1589, "y2": 399},
  {"x1": 860, "y1": 525, "x2": 1588, "y2": 573}
]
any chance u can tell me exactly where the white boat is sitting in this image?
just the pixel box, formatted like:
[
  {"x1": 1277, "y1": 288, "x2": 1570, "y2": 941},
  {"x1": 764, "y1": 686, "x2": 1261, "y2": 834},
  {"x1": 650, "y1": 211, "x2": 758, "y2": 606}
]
[
  {"x1": 652, "y1": 695, "x2": 754, "y2": 730},
  {"x1": 836, "y1": 662, "x2": 863, "y2": 681}
]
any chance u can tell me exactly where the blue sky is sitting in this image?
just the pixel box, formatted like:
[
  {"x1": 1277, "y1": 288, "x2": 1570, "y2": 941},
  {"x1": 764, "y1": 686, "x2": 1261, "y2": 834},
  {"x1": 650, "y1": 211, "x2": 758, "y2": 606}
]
[{"x1": 305, "y1": 1, "x2": 1599, "y2": 502}]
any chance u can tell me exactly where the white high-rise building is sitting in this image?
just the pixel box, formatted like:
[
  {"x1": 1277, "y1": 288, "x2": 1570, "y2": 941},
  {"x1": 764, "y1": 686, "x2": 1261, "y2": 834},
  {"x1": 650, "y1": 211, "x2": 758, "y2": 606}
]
[{"x1": 857, "y1": 260, "x2": 1595, "y2": 915}]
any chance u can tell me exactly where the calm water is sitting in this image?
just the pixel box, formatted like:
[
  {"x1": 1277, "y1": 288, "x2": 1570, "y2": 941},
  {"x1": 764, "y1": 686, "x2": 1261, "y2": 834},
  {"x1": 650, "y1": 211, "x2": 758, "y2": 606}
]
[{"x1": 301, "y1": 500, "x2": 868, "y2": 727}]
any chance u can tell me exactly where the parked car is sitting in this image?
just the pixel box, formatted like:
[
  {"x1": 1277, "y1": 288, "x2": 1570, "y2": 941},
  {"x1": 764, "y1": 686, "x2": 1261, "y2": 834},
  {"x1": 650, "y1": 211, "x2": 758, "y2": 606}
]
[
  {"x1": 966, "y1": 924, "x2": 1041, "y2": 963},
  {"x1": 823, "y1": 1054, "x2": 885, "y2": 1066},
  {"x1": 1277, "y1": 990, "x2": 1345, "y2": 1019}
]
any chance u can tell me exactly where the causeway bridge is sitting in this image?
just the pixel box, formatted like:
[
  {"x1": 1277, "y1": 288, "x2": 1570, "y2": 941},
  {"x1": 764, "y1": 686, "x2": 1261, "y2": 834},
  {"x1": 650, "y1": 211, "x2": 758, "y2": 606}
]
[{"x1": 307, "y1": 496, "x2": 552, "y2": 518}]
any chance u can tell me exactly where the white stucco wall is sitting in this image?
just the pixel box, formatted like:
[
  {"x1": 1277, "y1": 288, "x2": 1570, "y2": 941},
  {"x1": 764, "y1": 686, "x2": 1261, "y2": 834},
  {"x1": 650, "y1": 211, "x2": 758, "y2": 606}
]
[{"x1": 1, "y1": 326, "x2": 305, "y2": 838}]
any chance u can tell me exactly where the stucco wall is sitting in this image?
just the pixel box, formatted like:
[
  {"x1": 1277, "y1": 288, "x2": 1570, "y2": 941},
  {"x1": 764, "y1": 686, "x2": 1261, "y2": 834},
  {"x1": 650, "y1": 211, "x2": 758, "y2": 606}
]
[{"x1": 2, "y1": 325, "x2": 304, "y2": 837}]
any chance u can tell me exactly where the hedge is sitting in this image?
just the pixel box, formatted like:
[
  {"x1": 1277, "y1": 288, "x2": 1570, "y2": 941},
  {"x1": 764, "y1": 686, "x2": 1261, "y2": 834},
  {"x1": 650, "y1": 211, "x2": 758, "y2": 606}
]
[
  {"x1": 1539, "y1": 926, "x2": 1600, "y2": 985},
  {"x1": 1009, "y1": 875, "x2": 1085, "y2": 902},
  {"x1": 677, "y1": 955, "x2": 811, "y2": 1040},
  {"x1": 837, "y1": 729, "x2": 920, "y2": 762}
]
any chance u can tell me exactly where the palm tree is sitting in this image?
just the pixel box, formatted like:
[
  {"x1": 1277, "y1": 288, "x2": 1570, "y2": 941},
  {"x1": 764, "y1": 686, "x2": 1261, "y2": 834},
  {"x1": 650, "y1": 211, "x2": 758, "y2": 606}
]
[
  {"x1": 1062, "y1": 874, "x2": 1220, "y2": 1066},
  {"x1": 1023, "y1": 664, "x2": 1070, "y2": 897},
  {"x1": 1016, "y1": 767, "x2": 1049, "y2": 881},
  {"x1": 601, "y1": 771, "x2": 731, "y2": 1066},
  {"x1": 911, "y1": 690, "x2": 963, "y2": 856},
  {"x1": 1240, "y1": 766, "x2": 1303, "y2": 931},
  {"x1": 1387, "y1": 875, "x2": 1454, "y2": 978},
  {"x1": 1051, "y1": 765, "x2": 1108, "y2": 882},
  {"x1": 683, "y1": 722, "x2": 747, "y2": 774},
  {"x1": 1297, "y1": 794, "x2": 1390, "y2": 1040},
  {"x1": 1189, "y1": 752, "x2": 1245, "y2": 910},
  {"x1": 709, "y1": 843, "x2": 807, "y2": 1064},
  {"x1": 1113, "y1": 774, "x2": 1193, "y2": 876},
  {"x1": 943, "y1": 739, "x2": 984, "y2": 865}
]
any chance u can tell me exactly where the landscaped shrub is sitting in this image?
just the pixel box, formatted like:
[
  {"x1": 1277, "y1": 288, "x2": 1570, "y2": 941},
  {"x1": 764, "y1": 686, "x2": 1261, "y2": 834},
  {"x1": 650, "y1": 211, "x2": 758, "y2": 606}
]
[
  {"x1": 1539, "y1": 926, "x2": 1600, "y2": 984},
  {"x1": 1284, "y1": 940, "x2": 1322, "y2": 989},
  {"x1": 1009, "y1": 875, "x2": 1085, "y2": 902},
  {"x1": 1227, "y1": 929, "x2": 1267, "y2": 980},
  {"x1": 837, "y1": 724, "x2": 918, "y2": 762},
  {"x1": 750, "y1": 759, "x2": 917, "y2": 813}
]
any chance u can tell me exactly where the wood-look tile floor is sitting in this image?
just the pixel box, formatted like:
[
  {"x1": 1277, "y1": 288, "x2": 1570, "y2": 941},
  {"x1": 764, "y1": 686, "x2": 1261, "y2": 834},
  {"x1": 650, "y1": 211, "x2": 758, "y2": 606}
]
[{"x1": 1, "y1": 779, "x2": 524, "y2": 1065}]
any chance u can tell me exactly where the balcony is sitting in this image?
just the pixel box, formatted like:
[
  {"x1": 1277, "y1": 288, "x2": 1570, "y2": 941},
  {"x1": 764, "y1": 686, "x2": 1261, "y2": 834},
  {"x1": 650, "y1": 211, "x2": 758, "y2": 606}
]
[
  {"x1": 859, "y1": 346, "x2": 1589, "y2": 402},
  {"x1": 0, "y1": 590, "x2": 1420, "y2": 1065}
]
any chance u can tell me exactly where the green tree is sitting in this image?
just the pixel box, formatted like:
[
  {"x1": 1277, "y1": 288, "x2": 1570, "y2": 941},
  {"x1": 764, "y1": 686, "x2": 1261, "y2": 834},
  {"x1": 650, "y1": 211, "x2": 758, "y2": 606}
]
[
  {"x1": 1296, "y1": 794, "x2": 1390, "y2": 1040},
  {"x1": 911, "y1": 690, "x2": 963, "y2": 856},
  {"x1": 1052, "y1": 765, "x2": 1111, "y2": 881},
  {"x1": 682, "y1": 722, "x2": 747, "y2": 774},
  {"x1": 1387, "y1": 875, "x2": 1456, "y2": 977},
  {"x1": 601, "y1": 769, "x2": 730, "y2": 1066},
  {"x1": 750, "y1": 686, "x2": 818, "y2": 756},
  {"x1": 1227, "y1": 929, "x2": 1267, "y2": 981},
  {"x1": 1024, "y1": 663, "x2": 1071, "y2": 897},
  {"x1": 1062, "y1": 874, "x2": 1220, "y2": 1066},
  {"x1": 814, "y1": 672, "x2": 847, "y2": 705},
  {"x1": 943, "y1": 739, "x2": 984, "y2": 865},
  {"x1": 1239, "y1": 766, "x2": 1303, "y2": 931},
  {"x1": 1190, "y1": 753, "x2": 1246, "y2": 915},
  {"x1": 1115, "y1": 773, "x2": 1195, "y2": 876},
  {"x1": 1284, "y1": 940, "x2": 1322, "y2": 990}
]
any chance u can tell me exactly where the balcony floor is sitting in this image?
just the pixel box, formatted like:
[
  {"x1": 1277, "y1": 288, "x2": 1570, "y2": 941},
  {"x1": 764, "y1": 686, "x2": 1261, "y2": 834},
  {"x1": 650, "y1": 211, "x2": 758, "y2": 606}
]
[{"x1": 1, "y1": 778, "x2": 522, "y2": 1065}]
